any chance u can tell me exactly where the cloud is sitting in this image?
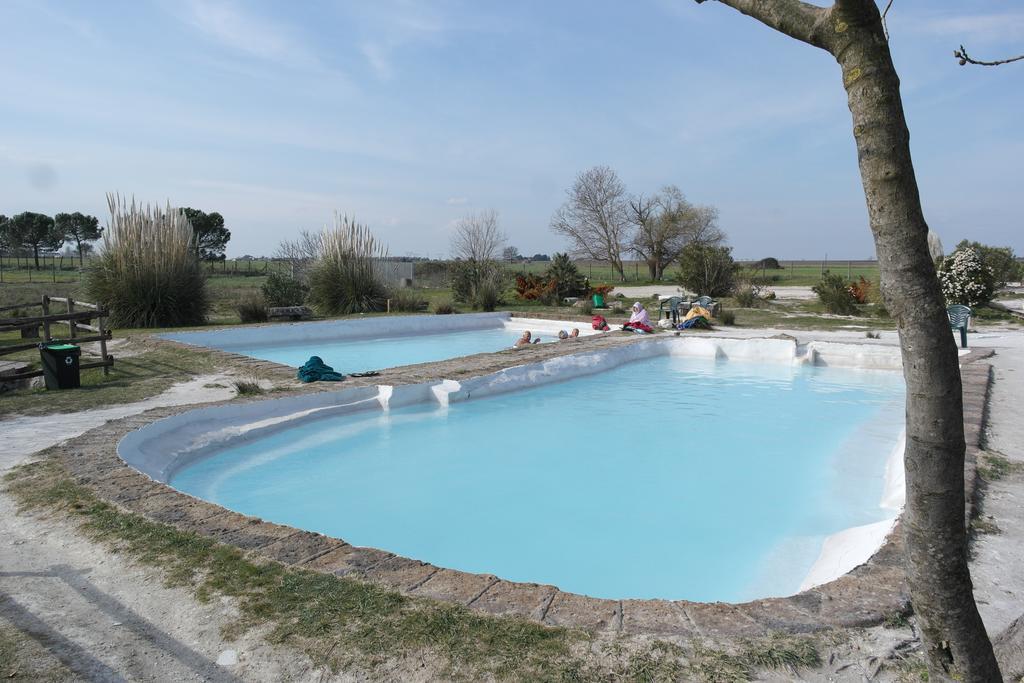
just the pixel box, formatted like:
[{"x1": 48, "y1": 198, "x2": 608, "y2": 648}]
[
  {"x1": 445, "y1": 197, "x2": 469, "y2": 205},
  {"x1": 360, "y1": 42, "x2": 394, "y2": 80},
  {"x1": 913, "y1": 12, "x2": 1024, "y2": 43},
  {"x1": 21, "y1": 1, "x2": 104, "y2": 46},
  {"x1": 347, "y1": 2, "x2": 448, "y2": 80},
  {"x1": 175, "y1": 0, "x2": 323, "y2": 70}
]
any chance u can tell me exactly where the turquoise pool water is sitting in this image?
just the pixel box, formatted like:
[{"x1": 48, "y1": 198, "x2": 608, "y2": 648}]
[
  {"x1": 171, "y1": 355, "x2": 905, "y2": 601},
  {"x1": 218, "y1": 327, "x2": 532, "y2": 372}
]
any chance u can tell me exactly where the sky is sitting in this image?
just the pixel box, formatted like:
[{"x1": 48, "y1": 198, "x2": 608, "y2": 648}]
[{"x1": 1, "y1": 0, "x2": 1021, "y2": 260}]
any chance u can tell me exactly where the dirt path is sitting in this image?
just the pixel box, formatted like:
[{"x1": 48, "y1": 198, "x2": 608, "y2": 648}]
[
  {"x1": 0, "y1": 376, "x2": 322, "y2": 681},
  {"x1": 0, "y1": 489, "x2": 318, "y2": 682},
  {"x1": 0, "y1": 375, "x2": 236, "y2": 467}
]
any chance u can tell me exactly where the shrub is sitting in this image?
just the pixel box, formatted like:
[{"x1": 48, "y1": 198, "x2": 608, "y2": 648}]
[
  {"x1": 433, "y1": 301, "x2": 456, "y2": 314},
  {"x1": 756, "y1": 257, "x2": 783, "y2": 270},
  {"x1": 232, "y1": 378, "x2": 264, "y2": 395},
  {"x1": 236, "y1": 297, "x2": 268, "y2": 323},
  {"x1": 848, "y1": 276, "x2": 872, "y2": 304},
  {"x1": 938, "y1": 247, "x2": 995, "y2": 306},
  {"x1": 954, "y1": 240, "x2": 1020, "y2": 288},
  {"x1": 514, "y1": 272, "x2": 557, "y2": 303},
  {"x1": 719, "y1": 310, "x2": 736, "y2": 326},
  {"x1": 732, "y1": 275, "x2": 773, "y2": 308},
  {"x1": 474, "y1": 272, "x2": 504, "y2": 311},
  {"x1": 261, "y1": 272, "x2": 309, "y2": 307},
  {"x1": 675, "y1": 243, "x2": 738, "y2": 297},
  {"x1": 452, "y1": 260, "x2": 507, "y2": 310},
  {"x1": 578, "y1": 299, "x2": 593, "y2": 316},
  {"x1": 388, "y1": 289, "x2": 428, "y2": 312},
  {"x1": 733, "y1": 287, "x2": 757, "y2": 308},
  {"x1": 87, "y1": 193, "x2": 209, "y2": 327},
  {"x1": 307, "y1": 215, "x2": 390, "y2": 315},
  {"x1": 812, "y1": 272, "x2": 859, "y2": 315},
  {"x1": 591, "y1": 284, "x2": 615, "y2": 296},
  {"x1": 545, "y1": 252, "x2": 587, "y2": 301}
]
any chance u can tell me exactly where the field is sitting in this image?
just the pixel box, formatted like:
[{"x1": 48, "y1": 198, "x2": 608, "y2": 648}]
[{"x1": 2, "y1": 255, "x2": 882, "y2": 288}]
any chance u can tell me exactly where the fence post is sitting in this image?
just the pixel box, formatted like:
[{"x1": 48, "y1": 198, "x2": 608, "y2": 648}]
[
  {"x1": 98, "y1": 310, "x2": 110, "y2": 376},
  {"x1": 41, "y1": 295, "x2": 51, "y2": 342},
  {"x1": 67, "y1": 296, "x2": 77, "y2": 340}
]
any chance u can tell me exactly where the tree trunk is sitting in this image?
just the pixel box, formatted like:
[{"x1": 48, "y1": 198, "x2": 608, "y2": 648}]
[
  {"x1": 695, "y1": 1, "x2": 1001, "y2": 679},
  {"x1": 33, "y1": 245, "x2": 40, "y2": 270},
  {"x1": 77, "y1": 236, "x2": 84, "y2": 266},
  {"x1": 832, "y1": 7, "x2": 1000, "y2": 680}
]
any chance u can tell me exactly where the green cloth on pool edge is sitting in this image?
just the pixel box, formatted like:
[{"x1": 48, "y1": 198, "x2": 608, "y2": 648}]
[{"x1": 297, "y1": 356, "x2": 345, "y2": 383}]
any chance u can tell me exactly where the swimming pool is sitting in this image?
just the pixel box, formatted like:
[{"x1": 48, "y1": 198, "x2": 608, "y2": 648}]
[
  {"x1": 154, "y1": 340, "x2": 905, "y2": 602},
  {"x1": 160, "y1": 313, "x2": 591, "y2": 372}
]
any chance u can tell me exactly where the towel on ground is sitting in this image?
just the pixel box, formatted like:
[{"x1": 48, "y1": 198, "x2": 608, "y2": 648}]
[{"x1": 297, "y1": 356, "x2": 345, "y2": 383}]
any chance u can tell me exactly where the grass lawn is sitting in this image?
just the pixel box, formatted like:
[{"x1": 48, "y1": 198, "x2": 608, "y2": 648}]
[{"x1": 0, "y1": 340, "x2": 224, "y2": 416}]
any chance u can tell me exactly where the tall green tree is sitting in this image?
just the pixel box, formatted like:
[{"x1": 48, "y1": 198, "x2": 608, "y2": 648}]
[
  {"x1": 695, "y1": 1, "x2": 1000, "y2": 679},
  {"x1": 181, "y1": 207, "x2": 231, "y2": 260},
  {"x1": 54, "y1": 212, "x2": 102, "y2": 265},
  {"x1": 8, "y1": 212, "x2": 61, "y2": 269}
]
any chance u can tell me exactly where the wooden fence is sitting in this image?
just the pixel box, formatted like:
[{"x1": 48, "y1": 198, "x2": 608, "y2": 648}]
[{"x1": 0, "y1": 295, "x2": 114, "y2": 381}]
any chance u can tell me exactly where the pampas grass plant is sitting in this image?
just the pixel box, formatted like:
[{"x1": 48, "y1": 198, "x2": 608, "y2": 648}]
[
  {"x1": 308, "y1": 214, "x2": 390, "y2": 315},
  {"x1": 87, "y1": 193, "x2": 209, "y2": 327}
]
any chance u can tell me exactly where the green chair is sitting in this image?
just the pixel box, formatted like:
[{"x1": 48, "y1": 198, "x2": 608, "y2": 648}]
[
  {"x1": 947, "y1": 305, "x2": 972, "y2": 348},
  {"x1": 659, "y1": 296, "x2": 684, "y2": 323},
  {"x1": 693, "y1": 295, "x2": 718, "y2": 317}
]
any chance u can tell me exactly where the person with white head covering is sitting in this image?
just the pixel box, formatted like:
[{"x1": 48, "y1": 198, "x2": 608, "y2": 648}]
[{"x1": 629, "y1": 302, "x2": 651, "y2": 327}]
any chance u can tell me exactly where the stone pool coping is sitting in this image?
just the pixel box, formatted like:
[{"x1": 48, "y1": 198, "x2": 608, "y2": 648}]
[{"x1": 43, "y1": 333, "x2": 994, "y2": 639}]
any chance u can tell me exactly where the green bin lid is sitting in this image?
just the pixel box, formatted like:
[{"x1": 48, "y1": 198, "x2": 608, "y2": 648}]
[{"x1": 45, "y1": 344, "x2": 79, "y2": 351}]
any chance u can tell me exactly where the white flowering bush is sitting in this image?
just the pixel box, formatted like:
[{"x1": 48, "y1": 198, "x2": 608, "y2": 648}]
[{"x1": 937, "y1": 247, "x2": 995, "y2": 307}]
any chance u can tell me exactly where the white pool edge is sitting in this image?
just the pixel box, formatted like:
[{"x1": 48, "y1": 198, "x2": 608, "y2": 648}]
[{"x1": 798, "y1": 430, "x2": 906, "y2": 593}]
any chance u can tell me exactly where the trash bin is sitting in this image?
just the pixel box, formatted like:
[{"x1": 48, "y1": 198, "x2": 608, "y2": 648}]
[
  {"x1": 39, "y1": 343, "x2": 81, "y2": 390},
  {"x1": 592, "y1": 294, "x2": 605, "y2": 308}
]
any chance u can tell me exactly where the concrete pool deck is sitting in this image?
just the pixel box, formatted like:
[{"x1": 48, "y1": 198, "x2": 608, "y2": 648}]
[{"x1": 23, "y1": 325, "x2": 996, "y2": 640}]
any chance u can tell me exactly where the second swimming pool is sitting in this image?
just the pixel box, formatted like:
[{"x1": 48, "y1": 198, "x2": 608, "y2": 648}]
[{"x1": 160, "y1": 313, "x2": 589, "y2": 372}]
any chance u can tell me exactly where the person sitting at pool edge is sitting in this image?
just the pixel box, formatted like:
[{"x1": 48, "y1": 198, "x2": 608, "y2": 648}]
[{"x1": 629, "y1": 302, "x2": 651, "y2": 327}]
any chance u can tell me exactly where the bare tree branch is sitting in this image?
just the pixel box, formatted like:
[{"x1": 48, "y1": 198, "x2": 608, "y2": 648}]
[
  {"x1": 881, "y1": 0, "x2": 894, "y2": 41},
  {"x1": 953, "y1": 44, "x2": 1024, "y2": 67},
  {"x1": 450, "y1": 210, "x2": 506, "y2": 263},
  {"x1": 695, "y1": 0, "x2": 831, "y2": 49}
]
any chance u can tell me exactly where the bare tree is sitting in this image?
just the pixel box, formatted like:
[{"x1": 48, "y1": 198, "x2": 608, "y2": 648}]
[
  {"x1": 630, "y1": 185, "x2": 726, "y2": 280},
  {"x1": 694, "y1": 1, "x2": 1000, "y2": 679},
  {"x1": 551, "y1": 166, "x2": 630, "y2": 281},
  {"x1": 275, "y1": 229, "x2": 323, "y2": 281},
  {"x1": 451, "y1": 210, "x2": 506, "y2": 263}
]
